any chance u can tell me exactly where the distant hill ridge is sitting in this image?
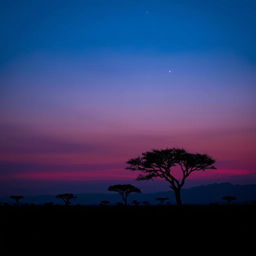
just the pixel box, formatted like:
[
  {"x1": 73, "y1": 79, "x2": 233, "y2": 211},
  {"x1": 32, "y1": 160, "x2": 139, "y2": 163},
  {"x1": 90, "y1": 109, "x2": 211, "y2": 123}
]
[{"x1": 1, "y1": 183, "x2": 256, "y2": 205}]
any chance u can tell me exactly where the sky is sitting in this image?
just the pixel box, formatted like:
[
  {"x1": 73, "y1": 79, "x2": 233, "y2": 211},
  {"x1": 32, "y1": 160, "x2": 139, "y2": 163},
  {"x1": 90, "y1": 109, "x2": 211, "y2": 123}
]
[{"x1": 0, "y1": 0, "x2": 256, "y2": 196}]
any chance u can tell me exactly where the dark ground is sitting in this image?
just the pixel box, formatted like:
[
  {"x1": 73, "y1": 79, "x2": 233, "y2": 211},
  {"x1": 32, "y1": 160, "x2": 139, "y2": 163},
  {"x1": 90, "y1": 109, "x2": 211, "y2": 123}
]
[{"x1": 1, "y1": 204, "x2": 255, "y2": 252}]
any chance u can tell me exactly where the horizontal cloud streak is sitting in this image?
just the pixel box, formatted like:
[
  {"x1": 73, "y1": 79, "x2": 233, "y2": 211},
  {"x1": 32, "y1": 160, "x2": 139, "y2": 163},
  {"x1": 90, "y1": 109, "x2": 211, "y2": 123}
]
[
  {"x1": 0, "y1": 162, "x2": 124, "y2": 176},
  {"x1": 0, "y1": 124, "x2": 98, "y2": 154}
]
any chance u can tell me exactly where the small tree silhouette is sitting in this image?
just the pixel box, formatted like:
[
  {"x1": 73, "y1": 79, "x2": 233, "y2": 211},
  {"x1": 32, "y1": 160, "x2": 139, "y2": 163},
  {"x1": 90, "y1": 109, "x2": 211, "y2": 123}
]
[
  {"x1": 155, "y1": 197, "x2": 169, "y2": 205},
  {"x1": 222, "y1": 196, "x2": 236, "y2": 204},
  {"x1": 108, "y1": 184, "x2": 141, "y2": 206},
  {"x1": 56, "y1": 193, "x2": 76, "y2": 206},
  {"x1": 10, "y1": 195, "x2": 24, "y2": 205},
  {"x1": 127, "y1": 148, "x2": 216, "y2": 206}
]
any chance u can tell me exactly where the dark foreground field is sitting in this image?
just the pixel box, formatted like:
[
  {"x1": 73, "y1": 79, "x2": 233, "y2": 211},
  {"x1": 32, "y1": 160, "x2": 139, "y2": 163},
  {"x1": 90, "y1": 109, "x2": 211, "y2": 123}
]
[{"x1": 1, "y1": 205, "x2": 255, "y2": 252}]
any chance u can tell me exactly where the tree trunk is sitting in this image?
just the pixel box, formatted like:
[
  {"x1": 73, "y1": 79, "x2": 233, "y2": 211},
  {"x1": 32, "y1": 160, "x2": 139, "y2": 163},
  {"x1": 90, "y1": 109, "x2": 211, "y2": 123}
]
[
  {"x1": 123, "y1": 195, "x2": 128, "y2": 206},
  {"x1": 174, "y1": 188, "x2": 182, "y2": 207},
  {"x1": 121, "y1": 193, "x2": 128, "y2": 206}
]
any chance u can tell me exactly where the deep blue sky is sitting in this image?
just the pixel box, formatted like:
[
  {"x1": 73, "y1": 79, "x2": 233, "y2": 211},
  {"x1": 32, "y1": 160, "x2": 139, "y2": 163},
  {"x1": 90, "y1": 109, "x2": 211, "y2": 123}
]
[{"x1": 1, "y1": 0, "x2": 256, "y2": 63}]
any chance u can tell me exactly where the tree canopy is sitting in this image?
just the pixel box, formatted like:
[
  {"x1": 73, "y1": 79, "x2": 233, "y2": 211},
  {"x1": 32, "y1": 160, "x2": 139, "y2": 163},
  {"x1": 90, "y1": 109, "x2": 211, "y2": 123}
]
[
  {"x1": 127, "y1": 148, "x2": 216, "y2": 206},
  {"x1": 56, "y1": 193, "x2": 77, "y2": 206},
  {"x1": 108, "y1": 184, "x2": 141, "y2": 206},
  {"x1": 10, "y1": 195, "x2": 24, "y2": 205}
]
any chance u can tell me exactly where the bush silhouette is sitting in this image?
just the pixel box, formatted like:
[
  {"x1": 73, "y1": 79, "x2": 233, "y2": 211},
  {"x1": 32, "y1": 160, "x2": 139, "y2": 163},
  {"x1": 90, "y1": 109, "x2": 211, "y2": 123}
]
[
  {"x1": 155, "y1": 197, "x2": 169, "y2": 205},
  {"x1": 108, "y1": 184, "x2": 141, "y2": 206},
  {"x1": 222, "y1": 196, "x2": 236, "y2": 204},
  {"x1": 131, "y1": 200, "x2": 140, "y2": 206},
  {"x1": 10, "y1": 195, "x2": 24, "y2": 205},
  {"x1": 127, "y1": 148, "x2": 216, "y2": 206},
  {"x1": 100, "y1": 200, "x2": 110, "y2": 206},
  {"x1": 56, "y1": 193, "x2": 76, "y2": 206}
]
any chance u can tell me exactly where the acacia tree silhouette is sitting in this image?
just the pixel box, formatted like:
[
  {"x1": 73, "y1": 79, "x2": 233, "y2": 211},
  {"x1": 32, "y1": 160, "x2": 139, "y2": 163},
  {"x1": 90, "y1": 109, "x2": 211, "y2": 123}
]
[
  {"x1": 10, "y1": 195, "x2": 24, "y2": 205},
  {"x1": 56, "y1": 193, "x2": 76, "y2": 206},
  {"x1": 108, "y1": 184, "x2": 141, "y2": 206},
  {"x1": 127, "y1": 148, "x2": 216, "y2": 207},
  {"x1": 222, "y1": 196, "x2": 236, "y2": 204}
]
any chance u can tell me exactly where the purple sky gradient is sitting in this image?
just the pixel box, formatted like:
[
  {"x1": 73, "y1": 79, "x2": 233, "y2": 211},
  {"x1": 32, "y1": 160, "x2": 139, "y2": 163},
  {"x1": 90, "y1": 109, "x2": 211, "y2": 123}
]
[{"x1": 0, "y1": 0, "x2": 256, "y2": 196}]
